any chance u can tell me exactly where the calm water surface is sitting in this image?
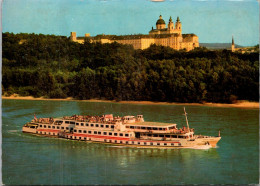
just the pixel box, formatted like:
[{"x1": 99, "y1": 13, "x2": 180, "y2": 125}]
[{"x1": 2, "y1": 99, "x2": 259, "y2": 184}]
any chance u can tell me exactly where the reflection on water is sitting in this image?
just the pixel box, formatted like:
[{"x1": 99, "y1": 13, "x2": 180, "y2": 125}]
[{"x1": 2, "y1": 99, "x2": 259, "y2": 185}]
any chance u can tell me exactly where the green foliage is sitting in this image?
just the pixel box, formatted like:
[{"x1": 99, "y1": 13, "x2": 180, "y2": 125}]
[{"x1": 2, "y1": 32, "x2": 259, "y2": 103}]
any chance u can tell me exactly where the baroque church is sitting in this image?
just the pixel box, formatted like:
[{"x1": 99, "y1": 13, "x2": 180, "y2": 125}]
[{"x1": 70, "y1": 15, "x2": 199, "y2": 51}]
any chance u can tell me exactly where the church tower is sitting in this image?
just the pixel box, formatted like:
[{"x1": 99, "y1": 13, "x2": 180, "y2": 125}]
[
  {"x1": 156, "y1": 15, "x2": 166, "y2": 29},
  {"x1": 175, "y1": 16, "x2": 182, "y2": 34},
  {"x1": 168, "y1": 16, "x2": 174, "y2": 31},
  {"x1": 231, "y1": 36, "x2": 235, "y2": 52}
]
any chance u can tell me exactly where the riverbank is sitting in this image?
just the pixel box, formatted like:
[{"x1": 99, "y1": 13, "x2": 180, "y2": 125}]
[{"x1": 2, "y1": 95, "x2": 259, "y2": 109}]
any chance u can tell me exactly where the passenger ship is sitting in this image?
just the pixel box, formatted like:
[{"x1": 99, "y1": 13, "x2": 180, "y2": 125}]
[{"x1": 22, "y1": 108, "x2": 221, "y2": 148}]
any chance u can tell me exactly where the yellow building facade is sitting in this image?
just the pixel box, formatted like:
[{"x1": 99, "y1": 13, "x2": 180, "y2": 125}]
[{"x1": 70, "y1": 15, "x2": 199, "y2": 51}]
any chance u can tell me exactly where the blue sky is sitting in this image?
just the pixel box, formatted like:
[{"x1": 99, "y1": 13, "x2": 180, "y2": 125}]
[{"x1": 2, "y1": 0, "x2": 259, "y2": 46}]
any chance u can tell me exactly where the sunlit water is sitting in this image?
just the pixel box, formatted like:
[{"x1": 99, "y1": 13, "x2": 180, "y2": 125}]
[{"x1": 2, "y1": 99, "x2": 259, "y2": 184}]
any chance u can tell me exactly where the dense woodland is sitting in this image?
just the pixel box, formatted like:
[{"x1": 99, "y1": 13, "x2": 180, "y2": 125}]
[{"x1": 2, "y1": 32, "x2": 259, "y2": 103}]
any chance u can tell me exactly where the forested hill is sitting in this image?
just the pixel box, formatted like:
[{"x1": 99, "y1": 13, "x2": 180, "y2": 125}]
[{"x1": 2, "y1": 32, "x2": 259, "y2": 103}]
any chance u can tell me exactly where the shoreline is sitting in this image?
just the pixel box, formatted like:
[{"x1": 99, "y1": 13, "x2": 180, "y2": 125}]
[{"x1": 2, "y1": 95, "x2": 259, "y2": 109}]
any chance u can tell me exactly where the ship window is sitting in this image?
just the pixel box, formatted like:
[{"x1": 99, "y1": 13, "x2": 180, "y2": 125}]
[
  {"x1": 120, "y1": 133, "x2": 123, "y2": 136},
  {"x1": 105, "y1": 125, "x2": 109, "y2": 128},
  {"x1": 136, "y1": 126, "x2": 140, "y2": 129},
  {"x1": 126, "y1": 141, "x2": 128, "y2": 144},
  {"x1": 138, "y1": 142, "x2": 140, "y2": 145},
  {"x1": 74, "y1": 130, "x2": 77, "y2": 132},
  {"x1": 76, "y1": 123, "x2": 79, "y2": 126},
  {"x1": 114, "y1": 133, "x2": 117, "y2": 136},
  {"x1": 150, "y1": 142, "x2": 153, "y2": 145},
  {"x1": 44, "y1": 125, "x2": 46, "y2": 128},
  {"x1": 88, "y1": 131, "x2": 91, "y2": 134},
  {"x1": 153, "y1": 134, "x2": 158, "y2": 137},
  {"x1": 66, "y1": 127, "x2": 69, "y2": 130},
  {"x1": 91, "y1": 124, "x2": 94, "y2": 127},
  {"x1": 65, "y1": 121, "x2": 69, "y2": 124},
  {"x1": 48, "y1": 126, "x2": 51, "y2": 128},
  {"x1": 40, "y1": 125, "x2": 42, "y2": 127},
  {"x1": 132, "y1": 141, "x2": 134, "y2": 144},
  {"x1": 103, "y1": 132, "x2": 107, "y2": 135},
  {"x1": 52, "y1": 126, "x2": 55, "y2": 129},
  {"x1": 178, "y1": 136, "x2": 184, "y2": 138},
  {"x1": 61, "y1": 127, "x2": 64, "y2": 129},
  {"x1": 120, "y1": 141, "x2": 122, "y2": 144},
  {"x1": 157, "y1": 143, "x2": 160, "y2": 145},
  {"x1": 172, "y1": 135, "x2": 177, "y2": 138},
  {"x1": 95, "y1": 124, "x2": 99, "y2": 127},
  {"x1": 115, "y1": 140, "x2": 117, "y2": 143},
  {"x1": 111, "y1": 125, "x2": 114, "y2": 128},
  {"x1": 126, "y1": 126, "x2": 130, "y2": 128},
  {"x1": 166, "y1": 135, "x2": 170, "y2": 138},
  {"x1": 109, "y1": 132, "x2": 112, "y2": 136},
  {"x1": 70, "y1": 122, "x2": 75, "y2": 124},
  {"x1": 79, "y1": 137, "x2": 81, "y2": 140},
  {"x1": 94, "y1": 131, "x2": 97, "y2": 134},
  {"x1": 147, "y1": 127, "x2": 152, "y2": 130},
  {"x1": 84, "y1": 137, "x2": 87, "y2": 140},
  {"x1": 86, "y1": 123, "x2": 89, "y2": 126},
  {"x1": 141, "y1": 127, "x2": 146, "y2": 129},
  {"x1": 57, "y1": 126, "x2": 60, "y2": 129},
  {"x1": 159, "y1": 135, "x2": 164, "y2": 137},
  {"x1": 81, "y1": 123, "x2": 84, "y2": 126},
  {"x1": 171, "y1": 143, "x2": 174, "y2": 146},
  {"x1": 130, "y1": 126, "x2": 134, "y2": 129},
  {"x1": 79, "y1": 130, "x2": 82, "y2": 133},
  {"x1": 144, "y1": 142, "x2": 147, "y2": 145},
  {"x1": 164, "y1": 143, "x2": 167, "y2": 145},
  {"x1": 98, "y1": 132, "x2": 101, "y2": 134},
  {"x1": 125, "y1": 134, "x2": 129, "y2": 137},
  {"x1": 178, "y1": 143, "x2": 181, "y2": 146},
  {"x1": 83, "y1": 130, "x2": 86, "y2": 133},
  {"x1": 100, "y1": 125, "x2": 104, "y2": 128},
  {"x1": 159, "y1": 128, "x2": 163, "y2": 130}
]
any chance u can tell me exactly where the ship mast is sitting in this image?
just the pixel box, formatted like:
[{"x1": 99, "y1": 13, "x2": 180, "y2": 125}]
[{"x1": 183, "y1": 107, "x2": 189, "y2": 130}]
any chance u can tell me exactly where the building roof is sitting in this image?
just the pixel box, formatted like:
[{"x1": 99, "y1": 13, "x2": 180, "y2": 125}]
[
  {"x1": 156, "y1": 19, "x2": 166, "y2": 25},
  {"x1": 91, "y1": 33, "x2": 180, "y2": 40}
]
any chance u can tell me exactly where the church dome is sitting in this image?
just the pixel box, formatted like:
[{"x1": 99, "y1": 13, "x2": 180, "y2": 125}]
[{"x1": 156, "y1": 15, "x2": 165, "y2": 25}]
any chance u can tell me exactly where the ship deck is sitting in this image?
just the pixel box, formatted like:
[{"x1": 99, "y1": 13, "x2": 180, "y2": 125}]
[{"x1": 125, "y1": 122, "x2": 176, "y2": 127}]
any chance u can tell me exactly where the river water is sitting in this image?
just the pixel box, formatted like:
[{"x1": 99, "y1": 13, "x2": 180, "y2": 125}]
[{"x1": 2, "y1": 99, "x2": 259, "y2": 184}]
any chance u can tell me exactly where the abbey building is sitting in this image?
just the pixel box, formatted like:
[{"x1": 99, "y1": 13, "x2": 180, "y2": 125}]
[{"x1": 70, "y1": 15, "x2": 199, "y2": 51}]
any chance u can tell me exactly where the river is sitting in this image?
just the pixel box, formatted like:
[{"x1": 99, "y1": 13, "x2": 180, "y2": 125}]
[{"x1": 2, "y1": 99, "x2": 259, "y2": 184}]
